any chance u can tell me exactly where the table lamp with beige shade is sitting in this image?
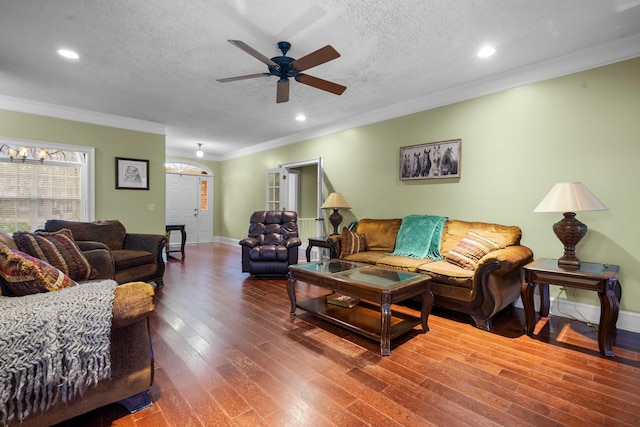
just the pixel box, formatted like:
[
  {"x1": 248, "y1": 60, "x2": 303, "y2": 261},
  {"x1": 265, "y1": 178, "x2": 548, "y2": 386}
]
[
  {"x1": 321, "y1": 193, "x2": 351, "y2": 235},
  {"x1": 534, "y1": 182, "x2": 608, "y2": 270}
]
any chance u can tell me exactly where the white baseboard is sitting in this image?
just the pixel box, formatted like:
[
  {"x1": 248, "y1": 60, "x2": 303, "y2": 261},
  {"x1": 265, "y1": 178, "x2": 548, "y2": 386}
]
[
  {"x1": 214, "y1": 236, "x2": 239, "y2": 245},
  {"x1": 513, "y1": 296, "x2": 640, "y2": 334}
]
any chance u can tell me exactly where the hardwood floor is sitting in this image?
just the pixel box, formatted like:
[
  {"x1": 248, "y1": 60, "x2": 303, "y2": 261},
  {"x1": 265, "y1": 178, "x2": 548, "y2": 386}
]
[{"x1": 59, "y1": 243, "x2": 640, "y2": 426}]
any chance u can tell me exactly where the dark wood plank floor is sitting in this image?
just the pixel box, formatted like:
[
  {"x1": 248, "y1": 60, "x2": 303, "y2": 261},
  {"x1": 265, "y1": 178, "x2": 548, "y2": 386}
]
[{"x1": 59, "y1": 243, "x2": 640, "y2": 426}]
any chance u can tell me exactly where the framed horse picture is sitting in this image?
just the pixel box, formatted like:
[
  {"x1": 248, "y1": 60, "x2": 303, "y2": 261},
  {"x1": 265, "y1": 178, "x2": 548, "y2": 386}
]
[{"x1": 399, "y1": 139, "x2": 461, "y2": 180}]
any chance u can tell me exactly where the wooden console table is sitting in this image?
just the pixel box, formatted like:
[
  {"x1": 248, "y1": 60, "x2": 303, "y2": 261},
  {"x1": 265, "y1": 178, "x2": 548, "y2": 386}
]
[
  {"x1": 165, "y1": 222, "x2": 186, "y2": 259},
  {"x1": 521, "y1": 258, "x2": 621, "y2": 357}
]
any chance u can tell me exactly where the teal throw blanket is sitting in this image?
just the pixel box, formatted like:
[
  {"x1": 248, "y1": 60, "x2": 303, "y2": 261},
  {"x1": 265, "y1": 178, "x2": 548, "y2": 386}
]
[{"x1": 390, "y1": 215, "x2": 447, "y2": 260}]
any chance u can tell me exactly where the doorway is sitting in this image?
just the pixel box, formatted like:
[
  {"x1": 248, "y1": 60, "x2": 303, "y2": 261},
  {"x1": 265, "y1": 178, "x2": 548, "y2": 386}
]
[
  {"x1": 166, "y1": 173, "x2": 213, "y2": 246},
  {"x1": 266, "y1": 158, "x2": 324, "y2": 259}
]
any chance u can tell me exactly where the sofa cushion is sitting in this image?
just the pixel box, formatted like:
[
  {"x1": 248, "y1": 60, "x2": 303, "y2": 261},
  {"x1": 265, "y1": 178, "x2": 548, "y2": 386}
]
[
  {"x1": 417, "y1": 260, "x2": 474, "y2": 289},
  {"x1": 441, "y1": 220, "x2": 521, "y2": 255},
  {"x1": 112, "y1": 249, "x2": 155, "y2": 271},
  {"x1": 444, "y1": 231, "x2": 503, "y2": 270},
  {"x1": 45, "y1": 219, "x2": 127, "y2": 251},
  {"x1": 375, "y1": 255, "x2": 428, "y2": 272},
  {"x1": 339, "y1": 227, "x2": 366, "y2": 259},
  {"x1": 0, "y1": 243, "x2": 77, "y2": 296},
  {"x1": 356, "y1": 219, "x2": 402, "y2": 252},
  {"x1": 343, "y1": 250, "x2": 388, "y2": 264},
  {"x1": 13, "y1": 229, "x2": 97, "y2": 281},
  {"x1": 248, "y1": 245, "x2": 289, "y2": 262}
]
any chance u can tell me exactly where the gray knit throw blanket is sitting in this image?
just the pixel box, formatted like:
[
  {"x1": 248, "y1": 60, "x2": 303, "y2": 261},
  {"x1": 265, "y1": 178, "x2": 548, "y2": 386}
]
[{"x1": 0, "y1": 280, "x2": 117, "y2": 426}]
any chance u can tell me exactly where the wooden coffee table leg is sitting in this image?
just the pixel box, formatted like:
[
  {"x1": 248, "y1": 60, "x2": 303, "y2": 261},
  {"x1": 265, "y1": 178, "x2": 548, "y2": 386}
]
[
  {"x1": 380, "y1": 302, "x2": 391, "y2": 356},
  {"x1": 287, "y1": 277, "x2": 297, "y2": 315},
  {"x1": 420, "y1": 290, "x2": 434, "y2": 333}
]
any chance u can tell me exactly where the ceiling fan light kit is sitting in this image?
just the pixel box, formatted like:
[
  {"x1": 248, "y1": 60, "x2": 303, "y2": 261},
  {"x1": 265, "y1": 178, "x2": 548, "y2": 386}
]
[{"x1": 217, "y1": 40, "x2": 347, "y2": 103}]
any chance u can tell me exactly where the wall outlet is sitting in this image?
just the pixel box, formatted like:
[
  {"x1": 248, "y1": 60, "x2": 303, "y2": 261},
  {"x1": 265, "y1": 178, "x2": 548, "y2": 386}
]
[{"x1": 147, "y1": 203, "x2": 156, "y2": 212}]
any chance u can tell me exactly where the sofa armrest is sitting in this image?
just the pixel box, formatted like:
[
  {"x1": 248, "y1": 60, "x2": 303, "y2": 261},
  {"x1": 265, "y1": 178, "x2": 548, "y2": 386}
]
[
  {"x1": 476, "y1": 245, "x2": 534, "y2": 277},
  {"x1": 285, "y1": 237, "x2": 302, "y2": 249},
  {"x1": 239, "y1": 237, "x2": 260, "y2": 248},
  {"x1": 112, "y1": 281, "x2": 155, "y2": 329},
  {"x1": 326, "y1": 235, "x2": 342, "y2": 259},
  {"x1": 123, "y1": 233, "x2": 166, "y2": 253}
]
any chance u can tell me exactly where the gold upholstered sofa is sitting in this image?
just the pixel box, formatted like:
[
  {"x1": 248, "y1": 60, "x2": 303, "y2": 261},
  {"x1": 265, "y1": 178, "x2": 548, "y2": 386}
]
[
  {"x1": 0, "y1": 233, "x2": 156, "y2": 426},
  {"x1": 328, "y1": 217, "x2": 534, "y2": 330}
]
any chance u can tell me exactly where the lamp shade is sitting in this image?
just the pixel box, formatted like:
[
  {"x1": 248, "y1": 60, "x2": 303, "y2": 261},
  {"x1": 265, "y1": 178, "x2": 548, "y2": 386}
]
[
  {"x1": 321, "y1": 193, "x2": 351, "y2": 210},
  {"x1": 534, "y1": 182, "x2": 607, "y2": 213}
]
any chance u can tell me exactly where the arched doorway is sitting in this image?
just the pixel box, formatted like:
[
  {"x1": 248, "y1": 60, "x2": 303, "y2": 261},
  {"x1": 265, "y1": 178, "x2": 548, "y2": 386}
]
[{"x1": 165, "y1": 161, "x2": 213, "y2": 246}]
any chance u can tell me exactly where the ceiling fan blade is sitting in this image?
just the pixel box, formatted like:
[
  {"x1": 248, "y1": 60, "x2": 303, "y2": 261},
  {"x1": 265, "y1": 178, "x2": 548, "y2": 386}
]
[
  {"x1": 295, "y1": 74, "x2": 347, "y2": 95},
  {"x1": 291, "y1": 45, "x2": 340, "y2": 71},
  {"x1": 227, "y1": 40, "x2": 278, "y2": 67},
  {"x1": 276, "y1": 79, "x2": 290, "y2": 103},
  {"x1": 217, "y1": 73, "x2": 271, "y2": 83}
]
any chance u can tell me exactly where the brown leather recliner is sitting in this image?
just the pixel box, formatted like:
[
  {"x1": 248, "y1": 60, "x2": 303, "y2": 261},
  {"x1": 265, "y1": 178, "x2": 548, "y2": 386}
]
[{"x1": 239, "y1": 211, "x2": 301, "y2": 275}]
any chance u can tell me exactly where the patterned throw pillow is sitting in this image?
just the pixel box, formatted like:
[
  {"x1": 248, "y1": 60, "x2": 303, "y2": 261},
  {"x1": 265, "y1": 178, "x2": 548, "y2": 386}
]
[
  {"x1": 13, "y1": 229, "x2": 97, "y2": 281},
  {"x1": 339, "y1": 227, "x2": 367, "y2": 259},
  {"x1": 0, "y1": 243, "x2": 77, "y2": 296},
  {"x1": 444, "y1": 231, "x2": 502, "y2": 270}
]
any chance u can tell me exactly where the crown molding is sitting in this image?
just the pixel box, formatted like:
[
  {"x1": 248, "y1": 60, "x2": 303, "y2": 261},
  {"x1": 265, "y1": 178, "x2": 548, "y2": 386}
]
[
  {"x1": 221, "y1": 33, "x2": 640, "y2": 161},
  {"x1": 0, "y1": 95, "x2": 166, "y2": 135}
]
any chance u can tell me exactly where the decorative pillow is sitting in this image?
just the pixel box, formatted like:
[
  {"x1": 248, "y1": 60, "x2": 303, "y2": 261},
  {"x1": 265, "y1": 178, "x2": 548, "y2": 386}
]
[
  {"x1": 444, "y1": 231, "x2": 502, "y2": 270},
  {"x1": 339, "y1": 227, "x2": 367, "y2": 259},
  {"x1": 13, "y1": 229, "x2": 97, "y2": 281},
  {"x1": 0, "y1": 243, "x2": 77, "y2": 296}
]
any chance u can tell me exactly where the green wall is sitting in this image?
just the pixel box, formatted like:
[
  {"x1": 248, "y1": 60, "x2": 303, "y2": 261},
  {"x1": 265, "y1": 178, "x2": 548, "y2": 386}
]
[
  {"x1": 0, "y1": 110, "x2": 166, "y2": 234},
  {"x1": 219, "y1": 57, "x2": 640, "y2": 314}
]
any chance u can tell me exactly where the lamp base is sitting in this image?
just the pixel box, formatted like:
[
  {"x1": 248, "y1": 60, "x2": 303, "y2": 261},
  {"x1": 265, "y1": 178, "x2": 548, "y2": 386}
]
[
  {"x1": 553, "y1": 212, "x2": 587, "y2": 271},
  {"x1": 557, "y1": 257, "x2": 581, "y2": 271},
  {"x1": 328, "y1": 208, "x2": 343, "y2": 235}
]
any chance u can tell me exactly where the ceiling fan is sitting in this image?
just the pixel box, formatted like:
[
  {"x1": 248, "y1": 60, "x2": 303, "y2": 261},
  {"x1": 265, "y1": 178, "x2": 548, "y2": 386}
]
[{"x1": 217, "y1": 40, "x2": 347, "y2": 103}]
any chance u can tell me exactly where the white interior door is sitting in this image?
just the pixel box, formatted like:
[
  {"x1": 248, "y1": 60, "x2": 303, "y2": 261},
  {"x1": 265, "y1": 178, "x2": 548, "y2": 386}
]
[
  {"x1": 265, "y1": 168, "x2": 287, "y2": 211},
  {"x1": 166, "y1": 173, "x2": 199, "y2": 245}
]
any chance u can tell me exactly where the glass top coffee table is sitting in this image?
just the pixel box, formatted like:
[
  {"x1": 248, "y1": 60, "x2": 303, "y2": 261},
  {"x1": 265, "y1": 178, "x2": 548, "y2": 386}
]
[{"x1": 287, "y1": 260, "x2": 433, "y2": 356}]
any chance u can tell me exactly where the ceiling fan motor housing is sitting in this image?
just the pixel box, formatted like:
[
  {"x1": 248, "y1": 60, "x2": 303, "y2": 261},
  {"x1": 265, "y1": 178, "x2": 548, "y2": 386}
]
[{"x1": 269, "y1": 42, "x2": 298, "y2": 81}]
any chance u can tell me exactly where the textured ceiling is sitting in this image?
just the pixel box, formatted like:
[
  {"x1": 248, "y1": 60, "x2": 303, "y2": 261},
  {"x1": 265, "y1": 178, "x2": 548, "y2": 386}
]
[{"x1": 1, "y1": 1, "x2": 639, "y2": 159}]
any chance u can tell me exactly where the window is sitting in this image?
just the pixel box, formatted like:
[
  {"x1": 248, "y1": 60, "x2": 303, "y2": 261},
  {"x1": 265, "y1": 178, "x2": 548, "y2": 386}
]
[{"x1": 0, "y1": 139, "x2": 93, "y2": 233}]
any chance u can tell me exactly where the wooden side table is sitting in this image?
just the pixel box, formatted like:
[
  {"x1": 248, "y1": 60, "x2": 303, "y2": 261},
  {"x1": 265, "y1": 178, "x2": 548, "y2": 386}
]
[
  {"x1": 306, "y1": 237, "x2": 333, "y2": 262},
  {"x1": 165, "y1": 222, "x2": 186, "y2": 259},
  {"x1": 521, "y1": 258, "x2": 621, "y2": 357}
]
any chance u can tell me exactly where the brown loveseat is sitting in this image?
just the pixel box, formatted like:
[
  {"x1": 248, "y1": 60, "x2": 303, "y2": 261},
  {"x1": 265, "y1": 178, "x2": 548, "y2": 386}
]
[
  {"x1": 43, "y1": 219, "x2": 166, "y2": 287},
  {"x1": 329, "y1": 217, "x2": 534, "y2": 330}
]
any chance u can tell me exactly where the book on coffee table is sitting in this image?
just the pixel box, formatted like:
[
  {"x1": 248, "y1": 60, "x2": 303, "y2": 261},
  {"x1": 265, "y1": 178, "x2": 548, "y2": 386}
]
[{"x1": 327, "y1": 293, "x2": 360, "y2": 308}]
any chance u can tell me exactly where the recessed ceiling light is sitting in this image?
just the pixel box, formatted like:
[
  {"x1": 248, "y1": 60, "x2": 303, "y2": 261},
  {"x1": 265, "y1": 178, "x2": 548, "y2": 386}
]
[
  {"x1": 295, "y1": 114, "x2": 306, "y2": 122},
  {"x1": 477, "y1": 46, "x2": 495, "y2": 58},
  {"x1": 57, "y1": 49, "x2": 79, "y2": 60}
]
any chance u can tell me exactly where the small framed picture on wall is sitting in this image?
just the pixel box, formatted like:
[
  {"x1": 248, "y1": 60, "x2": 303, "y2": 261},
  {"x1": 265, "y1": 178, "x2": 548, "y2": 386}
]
[
  {"x1": 116, "y1": 157, "x2": 149, "y2": 190},
  {"x1": 400, "y1": 139, "x2": 461, "y2": 180}
]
